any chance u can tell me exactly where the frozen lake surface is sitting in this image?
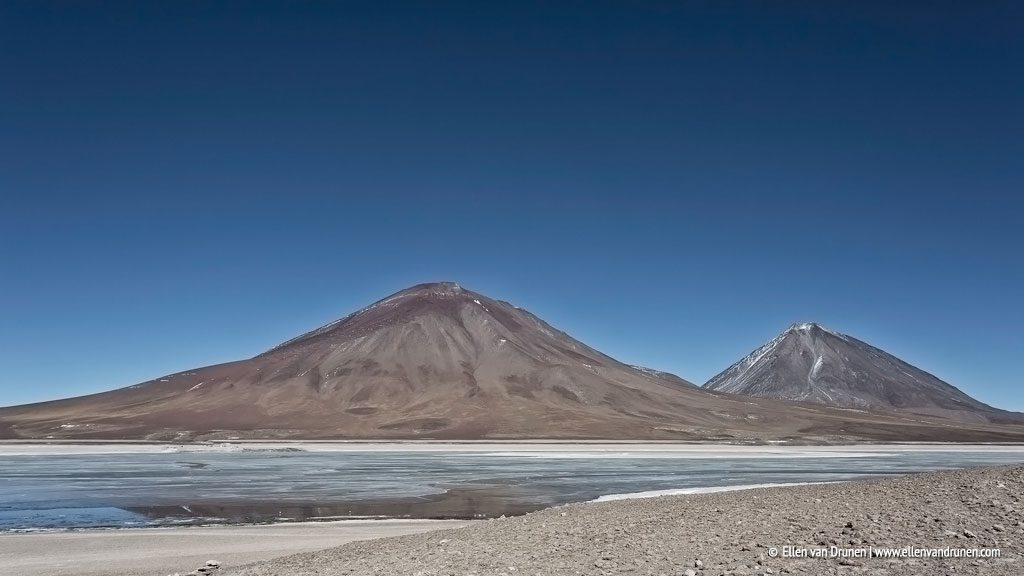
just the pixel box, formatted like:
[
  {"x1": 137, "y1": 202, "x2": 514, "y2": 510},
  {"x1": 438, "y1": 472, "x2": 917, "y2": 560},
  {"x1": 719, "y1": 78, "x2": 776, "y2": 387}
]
[{"x1": 2, "y1": 444, "x2": 1023, "y2": 530}]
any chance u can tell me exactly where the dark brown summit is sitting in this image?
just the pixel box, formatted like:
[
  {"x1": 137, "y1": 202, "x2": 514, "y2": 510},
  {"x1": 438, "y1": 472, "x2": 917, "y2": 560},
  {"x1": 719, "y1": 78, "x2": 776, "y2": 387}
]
[
  {"x1": 0, "y1": 282, "x2": 704, "y2": 440},
  {"x1": 2, "y1": 285, "x2": 1023, "y2": 441}
]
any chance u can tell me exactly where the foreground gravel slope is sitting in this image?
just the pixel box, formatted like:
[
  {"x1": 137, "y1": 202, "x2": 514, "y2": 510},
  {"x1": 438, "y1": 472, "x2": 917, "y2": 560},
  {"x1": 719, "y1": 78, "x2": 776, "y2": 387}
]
[{"x1": 221, "y1": 466, "x2": 1023, "y2": 576}]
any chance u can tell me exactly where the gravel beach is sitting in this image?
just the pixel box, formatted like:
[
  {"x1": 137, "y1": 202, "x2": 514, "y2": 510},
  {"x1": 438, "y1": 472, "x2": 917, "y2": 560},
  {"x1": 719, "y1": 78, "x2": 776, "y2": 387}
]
[{"x1": 221, "y1": 465, "x2": 1023, "y2": 576}]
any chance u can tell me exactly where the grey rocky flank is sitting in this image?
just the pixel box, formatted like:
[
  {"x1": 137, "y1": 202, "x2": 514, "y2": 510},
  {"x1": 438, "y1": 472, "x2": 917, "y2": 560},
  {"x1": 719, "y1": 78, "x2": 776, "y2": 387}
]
[{"x1": 704, "y1": 322, "x2": 1021, "y2": 424}]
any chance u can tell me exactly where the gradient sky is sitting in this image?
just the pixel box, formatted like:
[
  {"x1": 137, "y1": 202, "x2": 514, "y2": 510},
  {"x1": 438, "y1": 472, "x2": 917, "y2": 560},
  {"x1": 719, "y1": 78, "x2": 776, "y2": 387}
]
[{"x1": 2, "y1": 2, "x2": 1022, "y2": 410}]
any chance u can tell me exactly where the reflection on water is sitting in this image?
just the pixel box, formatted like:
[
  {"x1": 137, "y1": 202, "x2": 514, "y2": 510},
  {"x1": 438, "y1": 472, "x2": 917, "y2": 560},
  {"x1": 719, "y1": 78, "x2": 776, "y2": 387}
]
[{"x1": 2, "y1": 449, "x2": 1023, "y2": 530}]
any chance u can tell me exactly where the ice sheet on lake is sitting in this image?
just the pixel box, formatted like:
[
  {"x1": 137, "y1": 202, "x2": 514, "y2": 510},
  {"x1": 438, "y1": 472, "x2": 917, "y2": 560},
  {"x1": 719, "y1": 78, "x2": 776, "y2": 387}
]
[{"x1": 590, "y1": 481, "x2": 834, "y2": 502}]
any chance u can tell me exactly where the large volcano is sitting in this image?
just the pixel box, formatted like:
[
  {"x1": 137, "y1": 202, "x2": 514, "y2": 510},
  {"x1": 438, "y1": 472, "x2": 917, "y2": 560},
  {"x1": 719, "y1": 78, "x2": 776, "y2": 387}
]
[
  {"x1": 2, "y1": 285, "x2": 1023, "y2": 441},
  {"x1": 0, "y1": 282, "x2": 703, "y2": 440}
]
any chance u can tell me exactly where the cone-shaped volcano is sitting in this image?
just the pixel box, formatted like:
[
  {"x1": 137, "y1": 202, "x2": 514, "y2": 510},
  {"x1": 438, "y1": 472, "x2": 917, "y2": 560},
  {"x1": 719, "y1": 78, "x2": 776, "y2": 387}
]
[{"x1": 704, "y1": 322, "x2": 1005, "y2": 422}]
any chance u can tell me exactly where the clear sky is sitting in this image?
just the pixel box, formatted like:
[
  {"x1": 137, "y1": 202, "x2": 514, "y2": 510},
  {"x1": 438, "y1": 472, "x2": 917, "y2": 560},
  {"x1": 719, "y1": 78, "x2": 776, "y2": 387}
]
[{"x1": 1, "y1": 2, "x2": 1021, "y2": 410}]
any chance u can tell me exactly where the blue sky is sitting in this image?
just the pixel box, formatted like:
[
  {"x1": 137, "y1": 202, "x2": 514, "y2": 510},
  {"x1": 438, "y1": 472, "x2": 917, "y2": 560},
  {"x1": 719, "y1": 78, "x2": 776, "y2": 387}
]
[{"x1": 1, "y1": 2, "x2": 1022, "y2": 410}]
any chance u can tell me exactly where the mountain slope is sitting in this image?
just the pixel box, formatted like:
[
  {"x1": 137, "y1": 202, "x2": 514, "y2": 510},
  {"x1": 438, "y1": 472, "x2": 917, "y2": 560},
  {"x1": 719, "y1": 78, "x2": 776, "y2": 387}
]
[
  {"x1": 703, "y1": 322, "x2": 1006, "y2": 422},
  {"x1": 1, "y1": 282, "x2": 715, "y2": 440},
  {"x1": 628, "y1": 365, "x2": 695, "y2": 387},
  {"x1": 2, "y1": 290, "x2": 1023, "y2": 441}
]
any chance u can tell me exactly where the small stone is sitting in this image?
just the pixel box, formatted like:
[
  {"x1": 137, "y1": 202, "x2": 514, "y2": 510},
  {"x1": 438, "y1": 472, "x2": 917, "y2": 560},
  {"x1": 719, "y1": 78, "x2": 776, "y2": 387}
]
[
  {"x1": 964, "y1": 529, "x2": 977, "y2": 538},
  {"x1": 595, "y1": 559, "x2": 617, "y2": 569},
  {"x1": 206, "y1": 560, "x2": 221, "y2": 567},
  {"x1": 695, "y1": 559, "x2": 704, "y2": 569},
  {"x1": 683, "y1": 570, "x2": 697, "y2": 576},
  {"x1": 993, "y1": 524, "x2": 1005, "y2": 532}
]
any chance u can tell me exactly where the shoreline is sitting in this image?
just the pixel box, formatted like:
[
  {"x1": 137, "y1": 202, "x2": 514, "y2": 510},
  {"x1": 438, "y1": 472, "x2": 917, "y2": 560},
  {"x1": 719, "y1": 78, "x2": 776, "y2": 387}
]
[
  {"x1": 0, "y1": 481, "x2": 849, "y2": 576},
  {"x1": 6, "y1": 466, "x2": 1022, "y2": 575},
  {"x1": 2, "y1": 480, "x2": 838, "y2": 535},
  {"x1": 4, "y1": 440, "x2": 1024, "y2": 456},
  {"x1": 221, "y1": 464, "x2": 1024, "y2": 576}
]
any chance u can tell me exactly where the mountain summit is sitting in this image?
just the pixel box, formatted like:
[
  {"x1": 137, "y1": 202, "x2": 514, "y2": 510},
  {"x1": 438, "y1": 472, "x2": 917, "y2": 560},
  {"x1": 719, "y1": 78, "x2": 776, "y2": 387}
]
[
  {"x1": 0, "y1": 282, "x2": 715, "y2": 440},
  {"x1": 703, "y1": 322, "x2": 1000, "y2": 421},
  {"x1": 3, "y1": 293, "x2": 1022, "y2": 441}
]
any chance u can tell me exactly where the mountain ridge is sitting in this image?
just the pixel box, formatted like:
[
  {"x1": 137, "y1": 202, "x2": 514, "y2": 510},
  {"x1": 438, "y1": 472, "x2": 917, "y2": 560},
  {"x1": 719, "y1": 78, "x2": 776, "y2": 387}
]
[
  {"x1": 703, "y1": 322, "x2": 1003, "y2": 422},
  {"x1": 2, "y1": 285, "x2": 1022, "y2": 441}
]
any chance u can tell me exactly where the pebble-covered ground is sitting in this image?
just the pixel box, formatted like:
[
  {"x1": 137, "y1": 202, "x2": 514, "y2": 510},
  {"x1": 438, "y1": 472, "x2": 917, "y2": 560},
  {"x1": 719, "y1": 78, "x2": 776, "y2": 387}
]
[{"x1": 218, "y1": 466, "x2": 1023, "y2": 576}]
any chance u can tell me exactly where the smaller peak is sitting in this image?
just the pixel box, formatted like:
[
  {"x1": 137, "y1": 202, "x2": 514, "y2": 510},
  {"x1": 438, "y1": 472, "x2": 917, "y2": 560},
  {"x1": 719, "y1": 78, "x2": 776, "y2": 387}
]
[
  {"x1": 788, "y1": 322, "x2": 822, "y2": 332},
  {"x1": 785, "y1": 321, "x2": 849, "y2": 340}
]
